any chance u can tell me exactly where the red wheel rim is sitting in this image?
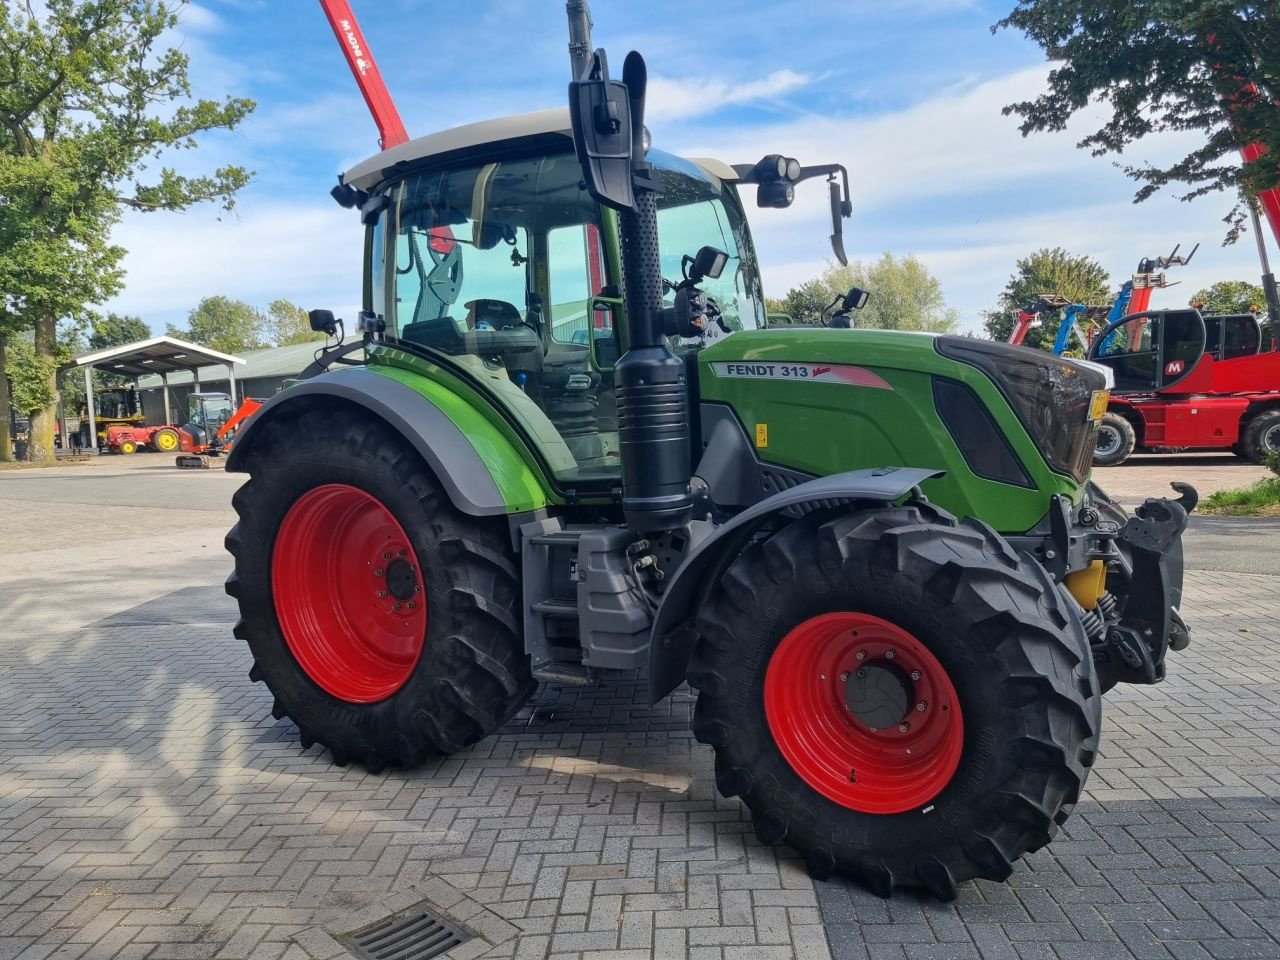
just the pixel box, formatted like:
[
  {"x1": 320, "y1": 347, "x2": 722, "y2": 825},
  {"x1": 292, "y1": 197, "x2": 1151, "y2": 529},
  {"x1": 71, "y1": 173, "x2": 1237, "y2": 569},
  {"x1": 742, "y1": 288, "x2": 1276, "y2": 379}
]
[
  {"x1": 764, "y1": 612, "x2": 964, "y2": 814},
  {"x1": 271, "y1": 484, "x2": 428, "y2": 703}
]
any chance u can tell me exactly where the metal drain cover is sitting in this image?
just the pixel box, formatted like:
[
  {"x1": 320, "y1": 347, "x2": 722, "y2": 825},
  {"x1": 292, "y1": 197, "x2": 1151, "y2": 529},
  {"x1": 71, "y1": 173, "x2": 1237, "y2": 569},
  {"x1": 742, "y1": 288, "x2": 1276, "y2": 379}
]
[{"x1": 344, "y1": 903, "x2": 470, "y2": 960}]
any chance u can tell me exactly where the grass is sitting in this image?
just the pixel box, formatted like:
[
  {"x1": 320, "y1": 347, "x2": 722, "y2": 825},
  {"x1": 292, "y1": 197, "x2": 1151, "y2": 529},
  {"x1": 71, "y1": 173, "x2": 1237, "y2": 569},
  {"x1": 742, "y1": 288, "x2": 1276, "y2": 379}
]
[{"x1": 1201, "y1": 453, "x2": 1280, "y2": 517}]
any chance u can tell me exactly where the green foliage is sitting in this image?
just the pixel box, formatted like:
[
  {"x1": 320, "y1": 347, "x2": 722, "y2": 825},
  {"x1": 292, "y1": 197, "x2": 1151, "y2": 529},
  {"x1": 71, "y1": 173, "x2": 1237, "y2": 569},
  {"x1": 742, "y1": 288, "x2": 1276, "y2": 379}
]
[
  {"x1": 1189, "y1": 280, "x2": 1266, "y2": 314},
  {"x1": 265, "y1": 299, "x2": 325, "y2": 346},
  {"x1": 1268, "y1": 451, "x2": 1280, "y2": 480},
  {"x1": 1202, "y1": 476, "x2": 1280, "y2": 515},
  {"x1": 168, "y1": 296, "x2": 269, "y2": 355},
  {"x1": 983, "y1": 248, "x2": 1111, "y2": 349},
  {"x1": 2, "y1": 327, "x2": 78, "y2": 413},
  {"x1": 996, "y1": 3, "x2": 1280, "y2": 241},
  {"x1": 89, "y1": 314, "x2": 151, "y2": 350},
  {"x1": 773, "y1": 255, "x2": 960, "y2": 332},
  {"x1": 0, "y1": 0, "x2": 255, "y2": 459}
]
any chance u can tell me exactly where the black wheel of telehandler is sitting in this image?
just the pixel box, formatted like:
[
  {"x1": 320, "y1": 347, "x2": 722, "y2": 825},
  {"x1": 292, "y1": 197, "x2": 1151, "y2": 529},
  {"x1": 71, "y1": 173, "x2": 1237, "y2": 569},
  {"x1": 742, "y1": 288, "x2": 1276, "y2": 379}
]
[
  {"x1": 688, "y1": 505, "x2": 1101, "y2": 900},
  {"x1": 1093, "y1": 413, "x2": 1135, "y2": 466},
  {"x1": 1241, "y1": 408, "x2": 1280, "y2": 464},
  {"x1": 225, "y1": 405, "x2": 536, "y2": 770}
]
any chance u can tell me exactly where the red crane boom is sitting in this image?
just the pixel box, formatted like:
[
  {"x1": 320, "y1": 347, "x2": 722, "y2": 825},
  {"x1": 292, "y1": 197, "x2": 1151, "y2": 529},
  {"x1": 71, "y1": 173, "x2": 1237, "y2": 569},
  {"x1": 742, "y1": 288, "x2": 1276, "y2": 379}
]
[{"x1": 319, "y1": 0, "x2": 409, "y2": 150}]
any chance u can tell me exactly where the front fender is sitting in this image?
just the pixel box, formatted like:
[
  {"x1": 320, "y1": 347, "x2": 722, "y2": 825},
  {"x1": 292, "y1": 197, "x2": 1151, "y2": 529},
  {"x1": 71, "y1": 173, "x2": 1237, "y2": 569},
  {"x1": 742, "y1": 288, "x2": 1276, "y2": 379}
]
[
  {"x1": 647, "y1": 466, "x2": 943, "y2": 703},
  {"x1": 226, "y1": 365, "x2": 550, "y2": 517}
]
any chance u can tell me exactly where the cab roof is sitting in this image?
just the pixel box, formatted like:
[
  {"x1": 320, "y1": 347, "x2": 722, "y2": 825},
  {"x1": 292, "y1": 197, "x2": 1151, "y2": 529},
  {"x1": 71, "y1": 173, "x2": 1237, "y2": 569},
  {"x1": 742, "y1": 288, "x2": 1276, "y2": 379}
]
[{"x1": 341, "y1": 106, "x2": 739, "y2": 192}]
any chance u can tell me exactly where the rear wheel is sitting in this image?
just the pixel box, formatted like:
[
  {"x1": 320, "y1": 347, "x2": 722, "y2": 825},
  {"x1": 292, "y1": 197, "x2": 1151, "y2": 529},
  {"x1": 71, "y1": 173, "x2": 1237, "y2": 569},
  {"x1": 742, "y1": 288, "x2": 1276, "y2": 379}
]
[
  {"x1": 226, "y1": 406, "x2": 536, "y2": 770},
  {"x1": 688, "y1": 506, "x2": 1100, "y2": 900},
  {"x1": 1241, "y1": 408, "x2": 1280, "y2": 464},
  {"x1": 1093, "y1": 413, "x2": 1136, "y2": 466},
  {"x1": 152, "y1": 428, "x2": 180, "y2": 452},
  {"x1": 118, "y1": 439, "x2": 138, "y2": 455}
]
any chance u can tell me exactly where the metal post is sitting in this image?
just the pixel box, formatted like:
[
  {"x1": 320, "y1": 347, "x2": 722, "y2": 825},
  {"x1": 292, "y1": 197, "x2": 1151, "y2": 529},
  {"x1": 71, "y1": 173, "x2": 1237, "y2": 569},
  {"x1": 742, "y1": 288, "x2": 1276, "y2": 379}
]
[
  {"x1": 227, "y1": 366, "x2": 237, "y2": 406},
  {"x1": 162, "y1": 372, "x2": 172, "y2": 426},
  {"x1": 566, "y1": 0, "x2": 593, "y2": 80},
  {"x1": 83, "y1": 364, "x2": 97, "y2": 455},
  {"x1": 1249, "y1": 202, "x2": 1280, "y2": 345}
]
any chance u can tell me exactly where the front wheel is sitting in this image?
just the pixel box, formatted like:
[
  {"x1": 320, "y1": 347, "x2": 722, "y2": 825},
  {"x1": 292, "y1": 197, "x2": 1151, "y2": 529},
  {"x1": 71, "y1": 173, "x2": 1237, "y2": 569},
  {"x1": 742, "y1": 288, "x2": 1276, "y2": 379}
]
[
  {"x1": 688, "y1": 506, "x2": 1101, "y2": 900},
  {"x1": 1093, "y1": 412, "x2": 1136, "y2": 466},
  {"x1": 1241, "y1": 408, "x2": 1280, "y2": 464},
  {"x1": 226, "y1": 406, "x2": 536, "y2": 770}
]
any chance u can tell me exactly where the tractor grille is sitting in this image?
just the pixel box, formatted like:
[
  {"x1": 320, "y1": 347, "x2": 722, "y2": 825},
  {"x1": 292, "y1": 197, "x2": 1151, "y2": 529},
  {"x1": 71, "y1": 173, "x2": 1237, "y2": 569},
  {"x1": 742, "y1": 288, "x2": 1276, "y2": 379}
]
[{"x1": 344, "y1": 903, "x2": 469, "y2": 960}]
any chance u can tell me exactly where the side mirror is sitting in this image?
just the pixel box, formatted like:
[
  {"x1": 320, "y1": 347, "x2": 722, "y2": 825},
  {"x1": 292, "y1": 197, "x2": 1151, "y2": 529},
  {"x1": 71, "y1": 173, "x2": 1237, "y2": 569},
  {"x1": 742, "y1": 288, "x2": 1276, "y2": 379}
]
[
  {"x1": 569, "y1": 49, "x2": 635, "y2": 212},
  {"x1": 829, "y1": 178, "x2": 848, "y2": 267},
  {"x1": 309, "y1": 309, "x2": 338, "y2": 335},
  {"x1": 690, "y1": 246, "x2": 728, "y2": 282}
]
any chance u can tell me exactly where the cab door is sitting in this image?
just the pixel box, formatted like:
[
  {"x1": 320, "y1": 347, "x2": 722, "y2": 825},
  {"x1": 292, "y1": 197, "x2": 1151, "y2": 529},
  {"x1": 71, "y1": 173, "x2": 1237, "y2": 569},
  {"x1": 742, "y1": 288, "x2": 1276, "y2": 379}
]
[{"x1": 1089, "y1": 310, "x2": 1207, "y2": 393}]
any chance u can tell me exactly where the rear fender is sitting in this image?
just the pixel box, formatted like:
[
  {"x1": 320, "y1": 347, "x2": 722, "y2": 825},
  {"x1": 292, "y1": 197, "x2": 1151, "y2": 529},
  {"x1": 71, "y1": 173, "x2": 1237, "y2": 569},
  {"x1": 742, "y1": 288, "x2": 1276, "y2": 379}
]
[
  {"x1": 226, "y1": 366, "x2": 550, "y2": 516},
  {"x1": 647, "y1": 466, "x2": 943, "y2": 703}
]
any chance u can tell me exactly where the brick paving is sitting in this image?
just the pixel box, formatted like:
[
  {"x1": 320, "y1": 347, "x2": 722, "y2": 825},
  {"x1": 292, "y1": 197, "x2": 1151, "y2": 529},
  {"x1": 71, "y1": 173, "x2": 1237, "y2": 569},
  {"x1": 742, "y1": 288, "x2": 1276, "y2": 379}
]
[{"x1": 1, "y1": 461, "x2": 1278, "y2": 960}]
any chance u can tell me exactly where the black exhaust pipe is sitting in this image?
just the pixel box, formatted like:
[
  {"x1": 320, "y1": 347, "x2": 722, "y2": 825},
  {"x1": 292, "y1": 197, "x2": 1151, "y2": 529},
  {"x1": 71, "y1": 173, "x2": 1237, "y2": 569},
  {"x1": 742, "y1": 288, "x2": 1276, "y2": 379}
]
[{"x1": 613, "y1": 52, "x2": 692, "y2": 533}]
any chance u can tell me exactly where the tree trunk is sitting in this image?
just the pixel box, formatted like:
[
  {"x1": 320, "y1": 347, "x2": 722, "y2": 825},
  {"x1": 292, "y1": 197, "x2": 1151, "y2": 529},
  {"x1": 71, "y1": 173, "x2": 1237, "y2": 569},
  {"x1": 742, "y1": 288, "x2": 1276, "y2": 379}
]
[
  {"x1": 0, "y1": 333, "x2": 12, "y2": 463},
  {"x1": 26, "y1": 315, "x2": 59, "y2": 463}
]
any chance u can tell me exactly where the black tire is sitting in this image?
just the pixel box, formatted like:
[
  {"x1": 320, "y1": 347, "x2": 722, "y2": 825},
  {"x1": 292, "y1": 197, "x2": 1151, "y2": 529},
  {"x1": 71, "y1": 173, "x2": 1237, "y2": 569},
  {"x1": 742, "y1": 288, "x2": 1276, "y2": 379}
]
[
  {"x1": 1241, "y1": 408, "x2": 1280, "y2": 464},
  {"x1": 1093, "y1": 412, "x2": 1136, "y2": 466},
  {"x1": 688, "y1": 505, "x2": 1101, "y2": 900},
  {"x1": 225, "y1": 405, "x2": 536, "y2": 770}
]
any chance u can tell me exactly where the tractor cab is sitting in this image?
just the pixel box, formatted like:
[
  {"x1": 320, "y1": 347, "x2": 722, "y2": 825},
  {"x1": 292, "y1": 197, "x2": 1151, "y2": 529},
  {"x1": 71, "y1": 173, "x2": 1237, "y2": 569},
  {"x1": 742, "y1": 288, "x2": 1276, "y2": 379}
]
[
  {"x1": 349, "y1": 113, "x2": 773, "y2": 485},
  {"x1": 1090, "y1": 309, "x2": 1208, "y2": 393},
  {"x1": 181, "y1": 392, "x2": 234, "y2": 451}
]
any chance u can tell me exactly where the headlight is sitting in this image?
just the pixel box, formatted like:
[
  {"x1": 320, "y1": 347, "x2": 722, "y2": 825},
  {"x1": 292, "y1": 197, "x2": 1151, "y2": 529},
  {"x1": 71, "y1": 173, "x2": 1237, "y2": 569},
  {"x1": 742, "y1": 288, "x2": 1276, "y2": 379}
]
[{"x1": 935, "y1": 338, "x2": 1106, "y2": 484}]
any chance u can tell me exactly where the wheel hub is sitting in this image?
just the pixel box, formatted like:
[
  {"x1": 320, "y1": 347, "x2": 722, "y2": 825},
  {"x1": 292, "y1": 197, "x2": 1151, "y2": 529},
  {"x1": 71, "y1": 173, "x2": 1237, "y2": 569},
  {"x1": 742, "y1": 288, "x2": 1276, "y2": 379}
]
[
  {"x1": 844, "y1": 660, "x2": 913, "y2": 730},
  {"x1": 384, "y1": 556, "x2": 419, "y2": 602},
  {"x1": 764, "y1": 612, "x2": 964, "y2": 814}
]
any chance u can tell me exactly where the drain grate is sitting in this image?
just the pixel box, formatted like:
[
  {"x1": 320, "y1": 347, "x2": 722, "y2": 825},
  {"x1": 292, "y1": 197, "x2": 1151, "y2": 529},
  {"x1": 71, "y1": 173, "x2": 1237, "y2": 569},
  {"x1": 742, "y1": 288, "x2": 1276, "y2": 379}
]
[{"x1": 344, "y1": 903, "x2": 470, "y2": 960}]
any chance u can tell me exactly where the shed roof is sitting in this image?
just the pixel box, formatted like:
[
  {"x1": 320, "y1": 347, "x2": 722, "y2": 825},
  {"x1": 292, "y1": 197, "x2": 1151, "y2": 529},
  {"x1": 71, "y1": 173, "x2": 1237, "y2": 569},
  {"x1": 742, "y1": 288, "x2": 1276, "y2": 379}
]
[
  {"x1": 66, "y1": 336, "x2": 245, "y2": 378},
  {"x1": 136, "y1": 340, "x2": 358, "y2": 390}
]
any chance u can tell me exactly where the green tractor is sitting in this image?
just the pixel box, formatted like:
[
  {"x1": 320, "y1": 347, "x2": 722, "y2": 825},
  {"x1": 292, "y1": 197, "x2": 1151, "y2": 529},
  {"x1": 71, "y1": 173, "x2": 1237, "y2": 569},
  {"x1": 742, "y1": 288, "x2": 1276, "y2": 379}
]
[{"x1": 225, "y1": 11, "x2": 1195, "y2": 899}]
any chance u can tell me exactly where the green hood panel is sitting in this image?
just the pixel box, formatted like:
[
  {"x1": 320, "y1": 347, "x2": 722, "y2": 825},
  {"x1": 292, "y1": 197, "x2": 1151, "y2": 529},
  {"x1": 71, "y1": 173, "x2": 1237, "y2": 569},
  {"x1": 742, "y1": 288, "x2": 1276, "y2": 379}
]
[{"x1": 698, "y1": 330, "x2": 1082, "y2": 532}]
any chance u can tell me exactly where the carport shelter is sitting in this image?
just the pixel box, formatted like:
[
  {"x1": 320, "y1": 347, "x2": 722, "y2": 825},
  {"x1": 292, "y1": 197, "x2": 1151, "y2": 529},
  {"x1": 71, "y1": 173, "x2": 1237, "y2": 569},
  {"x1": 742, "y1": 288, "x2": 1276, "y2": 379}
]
[{"x1": 64, "y1": 337, "x2": 245, "y2": 445}]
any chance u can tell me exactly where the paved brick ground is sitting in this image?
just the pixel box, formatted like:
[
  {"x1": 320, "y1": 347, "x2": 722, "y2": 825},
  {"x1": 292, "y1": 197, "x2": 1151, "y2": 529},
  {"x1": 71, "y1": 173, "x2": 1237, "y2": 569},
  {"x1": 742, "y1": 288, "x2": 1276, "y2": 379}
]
[{"x1": 1, "y1": 458, "x2": 1278, "y2": 960}]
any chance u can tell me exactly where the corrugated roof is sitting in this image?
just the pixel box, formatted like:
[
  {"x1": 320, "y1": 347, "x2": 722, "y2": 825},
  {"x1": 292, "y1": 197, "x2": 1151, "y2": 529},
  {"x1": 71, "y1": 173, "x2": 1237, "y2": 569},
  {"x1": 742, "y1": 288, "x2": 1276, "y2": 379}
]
[
  {"x1": 66, "y1": 336, "x2": 244, "y2": 377},
  {"x1": 136, "y1": 340, "x2": 358, "y2": 389}
]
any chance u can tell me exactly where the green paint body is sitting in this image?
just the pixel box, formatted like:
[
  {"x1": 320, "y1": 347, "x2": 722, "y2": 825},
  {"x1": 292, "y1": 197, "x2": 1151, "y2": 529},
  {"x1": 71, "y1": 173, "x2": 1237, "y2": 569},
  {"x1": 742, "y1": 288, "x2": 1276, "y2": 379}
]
[{"x1": 697, "y1": 329, "x2": 1082, "y2": 533}]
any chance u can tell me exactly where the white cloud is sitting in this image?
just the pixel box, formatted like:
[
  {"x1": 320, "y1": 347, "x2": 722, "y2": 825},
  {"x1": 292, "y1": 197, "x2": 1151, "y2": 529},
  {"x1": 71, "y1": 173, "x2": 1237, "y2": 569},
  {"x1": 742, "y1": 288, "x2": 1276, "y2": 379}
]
[
  {"x1": 646, "y1": 69, "x2": 812, "y2": 123},
  {"x1": 178, "y1": 3, "x2": 223, "y2": 34},
  {"x1": 102, "y1": 202, "x2": 363, "y2": 330}
]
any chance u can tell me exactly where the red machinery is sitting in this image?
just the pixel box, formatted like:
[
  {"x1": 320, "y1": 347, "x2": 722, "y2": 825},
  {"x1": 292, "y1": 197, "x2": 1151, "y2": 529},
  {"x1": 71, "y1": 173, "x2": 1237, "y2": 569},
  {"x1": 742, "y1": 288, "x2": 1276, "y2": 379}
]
[
  {"x1": 1087, "y1": 308, "x2": 1279, "y2": 464},
  {"x1": 105, "y1": 423, "x2": 184, "y2": 455},
  {"x1": 174, "y1": 393, "x2": 263, "y2": 468}
]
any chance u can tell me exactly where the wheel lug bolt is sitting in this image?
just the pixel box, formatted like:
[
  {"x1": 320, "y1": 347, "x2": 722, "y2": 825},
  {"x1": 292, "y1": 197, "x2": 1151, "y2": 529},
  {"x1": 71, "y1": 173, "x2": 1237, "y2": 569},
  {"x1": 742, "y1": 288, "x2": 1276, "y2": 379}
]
[
  {"x1": 898, "y1": 722, "x2": 910, "y2": 732},
  {"x1": 393, "y1": 602, "x2": 402, "y2": 611},
  {"x1": 885, "y1": 650, "x2": 896, "y2": 660},
  {"x1": 408, "y1": 601, "x2": 416, "y2": 609},
  {"x1": 399, "y1": 550, "x2": 407, "y2": 558},
  {"x1": 868, "y1": 727, "x2": 878, "y2": 733},
  {"x1": 910, "y1": 671, "x2": 921, "y2": 681},
  {"x1": 374, "y1": 568, "x2": 384, "y2": 577},
  {"x1": 855, "y1": 651, "x2": 866, "y2": 661},
  {"x1": 414, "y1": 585, "x2": 422, "y2": 593},
  {"x1": 378, "y1": 590, "x2": 387, "y2": 599},
  {"x1": 916, "y1": 701, "x2": 927, "y2": 712}
]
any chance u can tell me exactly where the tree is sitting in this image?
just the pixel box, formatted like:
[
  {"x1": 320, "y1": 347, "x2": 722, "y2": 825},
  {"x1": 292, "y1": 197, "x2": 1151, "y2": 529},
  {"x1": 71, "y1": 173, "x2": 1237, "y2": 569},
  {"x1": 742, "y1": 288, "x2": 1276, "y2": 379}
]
[
  {"x1": 983, "y1": 248, "x2": 1111, "y2": 350},
  {"x1": 265, "y1": 299, "x2": 325, "y2": 347},
  {"x1": 89, "y1": 314, "x2": 151, "y2": 351},
  {"x1": 0, "y1": 1, "x2": 253, "y2": 461},
  {"x1": 774, "y1": 254, "x2": 960, "y2": 333},
  {"x1": 996, "y1": 3, "x2": 1280, "y2": 241},
  {"x1": 168, "y1": 297, "x2": 268, "y2": 354},
  {"x1": 1189, "y1": 280, "x2": 1266, "y2": 314}
]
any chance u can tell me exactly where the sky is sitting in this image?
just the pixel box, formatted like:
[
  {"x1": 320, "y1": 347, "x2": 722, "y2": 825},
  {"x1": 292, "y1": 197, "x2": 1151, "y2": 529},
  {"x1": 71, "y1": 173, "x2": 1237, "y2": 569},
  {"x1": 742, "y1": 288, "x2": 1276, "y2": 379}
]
[{"x1": 103, "y1": 0, "x2": 1278, "y2": 336}]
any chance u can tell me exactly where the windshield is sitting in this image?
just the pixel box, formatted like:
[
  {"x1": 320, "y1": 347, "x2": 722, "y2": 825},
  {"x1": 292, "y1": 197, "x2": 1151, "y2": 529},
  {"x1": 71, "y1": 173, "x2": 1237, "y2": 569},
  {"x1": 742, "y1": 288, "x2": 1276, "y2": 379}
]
[{"x1": 652, "y1": 151, "x2": 766, "y2": 332}]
